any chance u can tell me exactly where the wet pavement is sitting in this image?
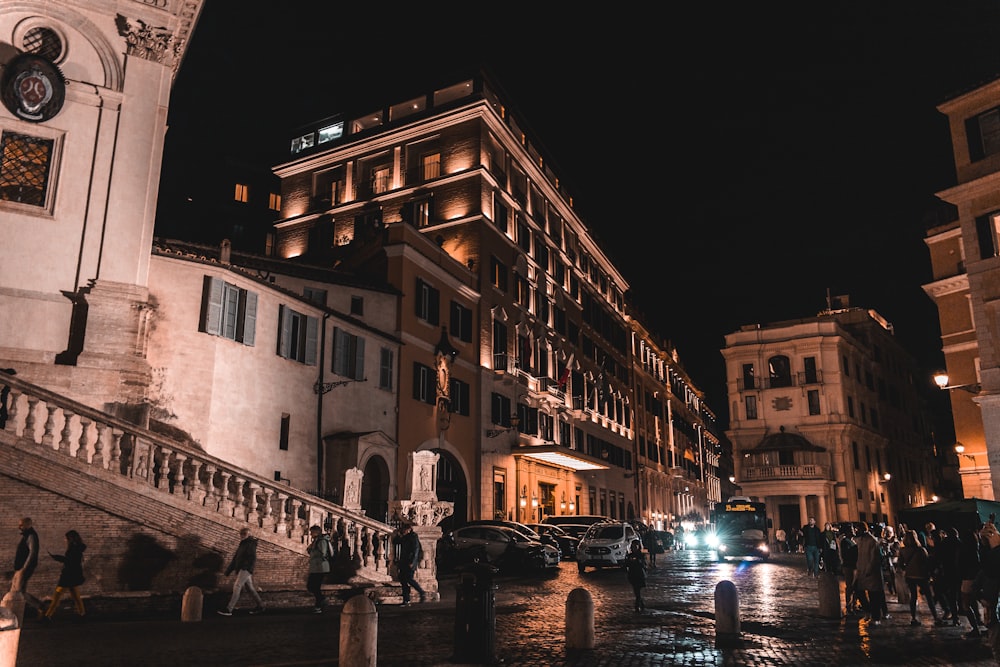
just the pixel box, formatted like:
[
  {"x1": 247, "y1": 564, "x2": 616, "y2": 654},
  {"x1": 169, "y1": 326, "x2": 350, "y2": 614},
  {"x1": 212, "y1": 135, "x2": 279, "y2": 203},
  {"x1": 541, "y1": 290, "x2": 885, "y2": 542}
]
[{"x1": 11, "y1": 550, "x2": 1000, "y2": 666}]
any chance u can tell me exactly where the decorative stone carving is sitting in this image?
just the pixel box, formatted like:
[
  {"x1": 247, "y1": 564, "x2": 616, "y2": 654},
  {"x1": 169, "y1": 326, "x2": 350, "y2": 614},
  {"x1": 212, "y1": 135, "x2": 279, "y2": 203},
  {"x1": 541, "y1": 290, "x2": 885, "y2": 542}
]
[{"x1": 343, "y1": 467, "x2": 363, "y2": 511}]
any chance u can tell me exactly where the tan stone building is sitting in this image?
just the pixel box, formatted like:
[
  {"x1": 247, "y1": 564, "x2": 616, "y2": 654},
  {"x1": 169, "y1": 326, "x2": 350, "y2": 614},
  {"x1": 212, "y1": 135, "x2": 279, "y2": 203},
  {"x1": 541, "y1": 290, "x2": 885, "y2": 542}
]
[
  {"x1": 723, "y1": 306, "x2": 940, "y2": 534},
  {"x1": 924, "y1": 76, "x2": 1000, "y2": 502}
]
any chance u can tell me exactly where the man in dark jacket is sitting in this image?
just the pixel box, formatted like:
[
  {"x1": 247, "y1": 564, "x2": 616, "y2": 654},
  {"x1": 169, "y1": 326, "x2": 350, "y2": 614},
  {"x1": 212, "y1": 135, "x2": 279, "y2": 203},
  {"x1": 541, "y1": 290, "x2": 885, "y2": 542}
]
[
  {"x1": 217, "y1": 527, "x2": 265, "y2": 616},
  {"x1": 12, "y1": 517, "x2": 44, "y2": 617},
  {"x1": 856, "y1": 522, "x2": 887, "y2": 624},
  {"x1": 840, "y1": 525, "x2": 860, "y2": 614},
  {"x1": 802, "y1": 517, "x2": 824, "y2": 577},
  {"x1": 395, "y1": 522, "x2": 425, "y2": 605}
]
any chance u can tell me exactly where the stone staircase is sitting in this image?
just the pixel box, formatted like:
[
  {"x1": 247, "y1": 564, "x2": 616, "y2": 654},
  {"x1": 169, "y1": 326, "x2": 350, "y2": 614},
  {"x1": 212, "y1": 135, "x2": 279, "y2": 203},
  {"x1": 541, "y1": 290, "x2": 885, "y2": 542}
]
[{"x1": 0, "y1": 370, "x2": 415, "y2": 610}]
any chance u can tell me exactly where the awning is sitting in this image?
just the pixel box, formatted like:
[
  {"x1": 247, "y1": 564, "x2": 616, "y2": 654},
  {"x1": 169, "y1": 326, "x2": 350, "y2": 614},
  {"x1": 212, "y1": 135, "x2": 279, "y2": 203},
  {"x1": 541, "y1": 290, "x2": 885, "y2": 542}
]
[{"x1": 513, "y1": 445, "x2": 609, "y2": 471}]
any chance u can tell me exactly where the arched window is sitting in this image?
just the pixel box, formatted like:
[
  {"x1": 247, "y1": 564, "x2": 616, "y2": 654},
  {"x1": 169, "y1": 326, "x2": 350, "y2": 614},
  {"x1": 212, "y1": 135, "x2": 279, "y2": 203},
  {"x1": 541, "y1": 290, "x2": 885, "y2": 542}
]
[{"x1": 768, "y1": 355, "x2": 792, "y2": 388}]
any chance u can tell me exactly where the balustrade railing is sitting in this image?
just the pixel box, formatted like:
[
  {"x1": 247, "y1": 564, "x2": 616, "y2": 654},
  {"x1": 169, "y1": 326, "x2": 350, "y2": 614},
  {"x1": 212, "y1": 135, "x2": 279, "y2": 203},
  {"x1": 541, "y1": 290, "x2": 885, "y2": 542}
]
[
  {"x1": 742, "y1": 464, "x2": 830, "y2": 481},
  {"x1": 0, "y1": 371, "x2": 394, "y2": 580}
]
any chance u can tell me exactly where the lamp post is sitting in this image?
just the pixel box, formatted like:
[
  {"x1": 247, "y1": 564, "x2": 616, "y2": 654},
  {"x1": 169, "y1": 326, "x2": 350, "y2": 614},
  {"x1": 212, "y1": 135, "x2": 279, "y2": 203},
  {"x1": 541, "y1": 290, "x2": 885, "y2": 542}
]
[{"x1": 933, "y1": 371, "x2": 981, "y2": 394}]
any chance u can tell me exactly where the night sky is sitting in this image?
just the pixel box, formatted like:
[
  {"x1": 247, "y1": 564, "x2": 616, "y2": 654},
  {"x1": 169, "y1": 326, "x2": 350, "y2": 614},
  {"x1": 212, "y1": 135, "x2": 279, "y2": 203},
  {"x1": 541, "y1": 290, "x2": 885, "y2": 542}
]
[{"x1": 160, "y1": 2, "x2": 1000, "y2": 428}]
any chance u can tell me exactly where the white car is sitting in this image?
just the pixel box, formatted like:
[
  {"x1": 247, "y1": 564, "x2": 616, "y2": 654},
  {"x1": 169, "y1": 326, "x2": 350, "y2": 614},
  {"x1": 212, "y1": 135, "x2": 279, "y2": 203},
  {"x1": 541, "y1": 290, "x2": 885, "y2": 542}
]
[{"x1": 577, "y1": 521, "x2": 639, "y2": 572}]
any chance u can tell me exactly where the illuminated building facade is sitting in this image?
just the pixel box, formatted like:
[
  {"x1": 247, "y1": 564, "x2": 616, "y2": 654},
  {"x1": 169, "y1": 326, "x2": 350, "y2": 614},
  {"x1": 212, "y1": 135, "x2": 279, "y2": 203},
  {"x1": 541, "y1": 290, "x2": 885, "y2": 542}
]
[{"x1": 723, "y1": 306, "x2": 940, "y2": 534}]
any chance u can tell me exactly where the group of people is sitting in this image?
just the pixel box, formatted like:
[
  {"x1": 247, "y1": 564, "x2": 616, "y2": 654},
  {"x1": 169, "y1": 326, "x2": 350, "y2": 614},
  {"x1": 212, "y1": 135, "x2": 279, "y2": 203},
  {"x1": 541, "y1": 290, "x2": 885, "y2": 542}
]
[
  {"x1": 9, "y1": 517, "x2": 88, "y2": 621},
  {"x1": 795, "y1": 515, "x2": 1000, "y2": 637}
]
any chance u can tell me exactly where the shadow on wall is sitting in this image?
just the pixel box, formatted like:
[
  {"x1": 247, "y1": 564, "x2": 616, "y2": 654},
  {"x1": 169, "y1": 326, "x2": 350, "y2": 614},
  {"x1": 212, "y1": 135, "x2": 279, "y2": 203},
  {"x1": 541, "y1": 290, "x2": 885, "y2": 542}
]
[{"x1": 117, "y1": 533, "x2": 177, "y2": 590}]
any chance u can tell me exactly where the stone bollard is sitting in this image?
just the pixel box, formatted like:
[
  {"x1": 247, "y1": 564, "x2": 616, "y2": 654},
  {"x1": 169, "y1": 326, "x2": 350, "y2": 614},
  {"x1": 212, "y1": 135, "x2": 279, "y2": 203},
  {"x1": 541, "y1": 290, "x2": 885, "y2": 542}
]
[
  {"x1": 565, "y1": 587, "x2": 594, "y2": 650},
  {"x1": 0, "y1": 606, "x2": 20, "y2": 667},
  {"x1": 817, "y1": 572, "x2": 842, "y2": 618},
  {"x1": 340, "y1": 594, "x2": 377, "y2": 667},
  {"x1": 714, "y1": 580, "x2": 740, "y2": 647},
  {"x1": 181, "y1": 586, "x2": 203, "y2": 622},
  {"x1": 0, "y1": 591, "x2": 24, "y2": 629}
]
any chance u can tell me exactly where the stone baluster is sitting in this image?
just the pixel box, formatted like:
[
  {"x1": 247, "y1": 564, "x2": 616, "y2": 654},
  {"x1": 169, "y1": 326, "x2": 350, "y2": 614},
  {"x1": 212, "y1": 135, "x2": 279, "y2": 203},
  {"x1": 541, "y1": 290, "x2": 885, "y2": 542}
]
[
  {"x1": 75, "y1": 417, "x2": 91, "y2": 461},
  {"x1": 92, "y1": 422, "x2": 108, "y2": 468},
  {"x1": 23, "y1": 396, "x2": 39, "y2": 441},
  {"x1": 109, "y1": 430, "x2": 123, "y2": 471},
  {"x1": 275, "y1": 493, "x2": 289, "y2": 536},
  {"x1": 58, "y1": 410, "x2": 74, "y2": 455},
  {"x1": 361, "y1": 527, "x2": 371, "y2": 566},
  {"x1": 289, "y1": 498, "x2": 303, "y2": 541},
  {"x1": 202, "y1": 464, "x2": 216, "y2": 508},
  {"x1": 217, "y1": 471, "x2": 233, "y2": 515},
  {"x1": 173, "y1": 453, "x2": 187, "y2": 497},
  {"x1": 188, "y1": 458, "x2": 205, "y2": 504},
  {"x1": 260, "y1": 487, "x2": 275, "y2": 530},
  {"x1": 231, "y1": 477, "x2": 247, "y2": 519},
  {"x1": 155, "y1": 448, "x2": 173, "y2": 490},
  {"x1": 3, "y1": 389, "x2": 19, "y2": 434},
  {"x1": 246, "y1": 482, "x2": 261, "y2": 525},
  {"x1": 41, "y1": 405, "x2": 57, "y2": 447}
]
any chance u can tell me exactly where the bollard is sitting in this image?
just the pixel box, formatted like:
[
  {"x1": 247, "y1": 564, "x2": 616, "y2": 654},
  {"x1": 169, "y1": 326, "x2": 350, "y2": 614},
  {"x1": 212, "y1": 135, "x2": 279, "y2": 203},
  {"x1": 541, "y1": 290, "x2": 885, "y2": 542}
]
[
  {"x1": 0, "y1": 591, "x2": 24, "y2": 629},
  {"x1": 0, "y1": 607, "x2": 20, "y2": 667},
  {"x1": 453, "y1": 562, "x2": 498, "y2": 664},
  {"x1": 565, "y1": 587, "x2": 594, "y2": 650},
  {"x1": 817, "y1": 572, "x2": 842, "y2": 618},
  {"x1": 340, "y1": 594, "x2": 377, "y2": 667},
  {"x1": 714, "y1": 580, "x2": 740, "y2": 647},
  {"x1": 181, "y1": 586, "x2": 203, "y2": 622}
]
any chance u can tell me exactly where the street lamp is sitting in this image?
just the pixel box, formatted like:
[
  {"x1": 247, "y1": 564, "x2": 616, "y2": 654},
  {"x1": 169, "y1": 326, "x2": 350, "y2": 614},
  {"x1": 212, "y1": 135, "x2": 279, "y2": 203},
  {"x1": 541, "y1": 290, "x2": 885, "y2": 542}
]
[
  {"x1": 486, "y1": 413, "x2": 521, "y2": 438},
  {"x1": 933, "y1": 371, "x2": 981, "y2": 394},
  {"x1": 955, "y1": 442, "x2": 978, "y2": 463}
]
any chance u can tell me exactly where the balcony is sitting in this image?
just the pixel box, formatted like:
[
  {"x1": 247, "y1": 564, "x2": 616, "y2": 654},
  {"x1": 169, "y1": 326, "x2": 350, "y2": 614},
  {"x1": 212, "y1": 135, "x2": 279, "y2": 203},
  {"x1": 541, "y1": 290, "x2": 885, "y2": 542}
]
[{"x1": 742, "y1": 464, "x2": 830, "y2": 481}]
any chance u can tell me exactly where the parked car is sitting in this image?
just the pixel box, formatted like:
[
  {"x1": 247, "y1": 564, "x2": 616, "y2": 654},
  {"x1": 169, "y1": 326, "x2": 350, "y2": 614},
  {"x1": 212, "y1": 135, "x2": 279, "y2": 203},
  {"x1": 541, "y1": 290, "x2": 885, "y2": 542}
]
[
  {"x1": 542, "y1": 515, "x2": 611, "y2": 529},
  {"x1": 554, "y1": 523, "x2": 593, "y2": 541},
  {"x1": 438, "y1": 525, "x2": 560, "y2": 574},
  {"x1": 576, "y1": 521, "x2": 639, "y2": 573},
  {"x1": 654, "y1": 530, "x2": 675, "y2": 551},
  {"x1": 526, "y1": 523, "x2": 580, "y2": 560},
  {"x1": 463, "y1": 519, "x2": 563, "y2": 559}
]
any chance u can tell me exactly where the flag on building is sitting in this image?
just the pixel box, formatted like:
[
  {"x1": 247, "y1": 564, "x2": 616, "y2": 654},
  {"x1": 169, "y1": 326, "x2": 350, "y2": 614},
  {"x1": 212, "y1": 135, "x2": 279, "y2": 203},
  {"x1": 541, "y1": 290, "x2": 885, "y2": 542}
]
[{"x1": 557, "y1": 353, "x2": 574, "y2": 389}]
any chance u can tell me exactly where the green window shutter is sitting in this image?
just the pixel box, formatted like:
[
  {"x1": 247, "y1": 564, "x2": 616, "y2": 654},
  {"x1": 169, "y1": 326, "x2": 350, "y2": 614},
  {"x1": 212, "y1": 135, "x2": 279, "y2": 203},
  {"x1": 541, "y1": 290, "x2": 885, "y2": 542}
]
[
  {"x1": 200, "y1": 276, "x2": 223, "y2": 335},
  {"x1": 277, "y1": 305, "x2": 291, "y2": 358},
  {"x1": 241, "y1": 290, "x2": 257, "y2": 346},
  {"x1": 354, "y1": 336, "x2": 365, "y2": 380},
  {"x1": 304, "y1": 316, "x2": 318, "y2": 366}
]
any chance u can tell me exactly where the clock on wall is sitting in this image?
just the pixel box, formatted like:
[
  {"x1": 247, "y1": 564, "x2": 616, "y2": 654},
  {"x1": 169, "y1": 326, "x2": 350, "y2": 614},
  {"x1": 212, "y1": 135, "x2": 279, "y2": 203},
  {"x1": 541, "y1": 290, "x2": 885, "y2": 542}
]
[{"x1": 1, "y1": 53, "x2": 66, "y2": 122}]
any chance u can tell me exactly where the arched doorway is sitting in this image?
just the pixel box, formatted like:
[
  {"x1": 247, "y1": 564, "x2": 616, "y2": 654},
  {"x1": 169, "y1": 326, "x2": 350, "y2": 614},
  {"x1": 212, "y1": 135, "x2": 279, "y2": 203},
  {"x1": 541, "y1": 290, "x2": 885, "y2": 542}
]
[
  {"x1": 361, "y1": 456, "x2": 390, "y2": 523},
  {"x1": 433, "y1": 448, "x2": 467, "y2": 534}
]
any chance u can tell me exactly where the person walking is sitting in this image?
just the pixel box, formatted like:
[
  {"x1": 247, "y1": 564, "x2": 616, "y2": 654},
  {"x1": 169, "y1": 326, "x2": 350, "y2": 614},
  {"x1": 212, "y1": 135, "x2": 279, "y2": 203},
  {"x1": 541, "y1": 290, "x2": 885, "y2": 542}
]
[
  {"x1": 959, "y1": 525, "x2": 986, "y2": 638},
  {"x1": 394, "y1": 522, "x2": 425, "y2": 606},
  {"x1": 306, "y1": 525, "x2": 332, "y2": 613},
  {"x1": 10, "y1": 517, "x2": 44, "y2": 619},
  {"x1": 642, "y1": 529, "x2": 659, "y2": 569},
  {"x1": 821, "y1": 522, "x2": 841, "y2": 575},
  {"x1": 898, "y1": 529, "x2": 944, "y2": 627},
  {"x1": 624, "y1": 539, "x2": 647, "y2": 611},
  {"x1": 774, "y1": 527, "x2": 787, "y2": 554},
  {"x1": 856, "y1": 522, "x2": 886, "y2": 625},
  {"x1": 802, "y1": 517, "x2": 823, "y2": 577},
  {"x1": 881, "y1": 525, "x2": 900, "y2": 598},
  {"x1": 934, "y1": 526, "x2": 962, "y2": 625},
  {"x1": 216, "y1": 527, "x2": 265, "y2": 616},
  {"x1": 43, "y1": 530, "x2": 86, "y2": 620},
  {"x1": 840, "y1": 524, "x2": 860, "y2": 615}
]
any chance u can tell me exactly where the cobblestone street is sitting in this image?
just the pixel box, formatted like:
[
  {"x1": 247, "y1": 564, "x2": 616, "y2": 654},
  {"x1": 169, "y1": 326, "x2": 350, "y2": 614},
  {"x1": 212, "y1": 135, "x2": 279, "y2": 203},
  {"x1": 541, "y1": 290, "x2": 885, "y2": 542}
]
[{"x1": 12, "y1": 551, "x2": 1000, "y2": 666}]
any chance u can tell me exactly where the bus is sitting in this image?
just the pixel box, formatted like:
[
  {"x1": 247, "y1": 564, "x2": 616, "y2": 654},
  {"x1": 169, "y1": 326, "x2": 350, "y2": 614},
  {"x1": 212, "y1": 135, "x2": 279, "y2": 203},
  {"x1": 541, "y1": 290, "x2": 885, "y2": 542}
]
[{"x1": 711, "y1": 496, "x2": 771, "y2": 561}]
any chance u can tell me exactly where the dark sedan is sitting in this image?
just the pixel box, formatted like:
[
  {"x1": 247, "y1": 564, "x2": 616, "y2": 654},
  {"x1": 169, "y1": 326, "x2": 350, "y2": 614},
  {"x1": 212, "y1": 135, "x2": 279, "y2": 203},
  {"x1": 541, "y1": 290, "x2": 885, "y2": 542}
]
[{"x1": 526, "y1": 523, "x2": 580, "y2": 560}]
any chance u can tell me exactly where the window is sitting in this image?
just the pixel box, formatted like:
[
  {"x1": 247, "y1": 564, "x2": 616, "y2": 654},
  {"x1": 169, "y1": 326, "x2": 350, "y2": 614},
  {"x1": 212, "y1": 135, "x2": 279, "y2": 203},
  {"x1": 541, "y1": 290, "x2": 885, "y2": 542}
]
[
  {"x1": 303, "y1": 287, "x2": 327, "y2": 306},
  {"x1": 517, "y1": 218, "x2": 531, "y2": 253},
  {"x1": 807, "y1": 389, "x2": 820, "y2": 415},
  {"x1": 493, "y1": 320, "x2": 509, "y2": 372},
  {"x1": 234, "y1": 183, "x2": 248, "y2": 203},
  {"x1": 745, "y1": 395, "x2": 757, "y2": 420},
  {"x1": 493, "y1": 197, "x2": 508, "y2": 234},
  {"x1": 742, "y1": 363, "x2": 756, "y2": 390},
  {"x1": 491, "y1": 392, "x2": 512, "y2": 426},
  {"x1": 975, "y1": 211, "x2": 1000, "y2": 260},
  {"x1": 449, "y1": 377, "x2": 470, "y2": 416},
  {"x1": 804, "y1": 357, "x2": 818, "y2": 384},
  {"x1": 514, "y1": 273, "x2": 529, "y2": 307},
  {"x1": 415, "y1": 277, "x2": 440, "y2": 324},
  {"x1": 350, "y1": 296, "x2": 364, "y2": 316},
  {"x1": 291, "y1": 132, "x2": 314, "y2": 153},
  {"x1": 317, "y1": 122, "x2": 344, "y2": 144},
  {"x1": 967, "y1": 106, "x2": 1000, "y2": 161},
  {"x1": 279, "y1": 413, "x2": 290, "y2": 451},
  {"x1": 539, "y1": 412, "x2": 554, "y2": 441},
  {"x1": 413, "y1": 363, "x2": 435, "y2": 404},
  {"x1": 371, "y1": 165, "x2": 389, "y2": 194},
  {"x1": 268, "y1": 192, "x2": 281, "y2": 211},
  {"x1": 277, "y1": 305, "x2": 317, "y2": 364},
  {"x1": 847, "y1": 396, "x2": 855, "y2": 418},
  {"x1": 490, "y1": 256, "x2": 508, "y2": 292},
  {"x1": 768, "y1": 355, "x2": 792, "y2": 388},
  {"x1": 379, "y1": 347, "x2": 394, "y2": 390},
  {"x1": 421, "y1": 152, "x2": 440, "y2": 180},
  {"x1": 415, "y1": 199, "x2": 431, "y2": 228},
  {"x1": 199, "y1": 276, "x2": 257, "y2": 345},
  {"x1": 450, "y1": 301, "x2": 472, "y2": 343},
  {"x1": 0, "y1": 131, "x2": 54, "y2": 207},
  {"x1": 332, "y1": 328, "x2": 365, "y2": 380},
  {"x1": 493, "y1": 469, "x2": 506, "y2": 520}
]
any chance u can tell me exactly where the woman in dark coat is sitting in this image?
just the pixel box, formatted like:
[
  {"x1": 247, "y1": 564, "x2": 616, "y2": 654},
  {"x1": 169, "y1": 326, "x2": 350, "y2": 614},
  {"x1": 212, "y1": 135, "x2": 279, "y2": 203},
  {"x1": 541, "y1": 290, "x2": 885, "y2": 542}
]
[
  {"x1": 624, "y1": 539, "x2": 647, "y2": 611},
  {"x1": 43, "y1": 529, "x2": 87, "y2": 619}
]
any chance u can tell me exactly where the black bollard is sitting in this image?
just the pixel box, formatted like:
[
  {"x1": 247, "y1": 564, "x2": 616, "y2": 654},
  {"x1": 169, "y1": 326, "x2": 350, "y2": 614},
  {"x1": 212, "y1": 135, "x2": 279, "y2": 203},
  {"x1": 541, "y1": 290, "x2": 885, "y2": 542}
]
[{"x1": 452, "y1": 561, "x2": 498, "y2": 663}]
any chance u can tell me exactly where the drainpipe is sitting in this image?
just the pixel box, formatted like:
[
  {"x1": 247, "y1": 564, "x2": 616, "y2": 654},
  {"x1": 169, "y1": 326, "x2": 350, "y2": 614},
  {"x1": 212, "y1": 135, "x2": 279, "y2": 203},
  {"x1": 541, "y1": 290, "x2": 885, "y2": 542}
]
[{"x1": 316, "y1": 313, "x2": 330, "y2": 494}]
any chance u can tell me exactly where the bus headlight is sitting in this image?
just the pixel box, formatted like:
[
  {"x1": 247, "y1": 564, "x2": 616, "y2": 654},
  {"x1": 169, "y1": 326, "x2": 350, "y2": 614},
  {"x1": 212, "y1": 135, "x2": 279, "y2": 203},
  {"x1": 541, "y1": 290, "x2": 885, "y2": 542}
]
[{"x1": 705, "y1": 533, "x2": 720, "y2": 548}]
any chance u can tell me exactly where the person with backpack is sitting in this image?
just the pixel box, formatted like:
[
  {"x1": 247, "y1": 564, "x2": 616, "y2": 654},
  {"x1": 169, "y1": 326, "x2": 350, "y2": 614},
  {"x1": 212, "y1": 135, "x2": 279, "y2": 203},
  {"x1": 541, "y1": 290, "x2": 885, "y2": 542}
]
[
  {"x1": 394, "y1": 522, "x2": 425, "y2": 606},
  {"x1": 306, "y1": 525, "x2": 332, "y2": 613}
]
